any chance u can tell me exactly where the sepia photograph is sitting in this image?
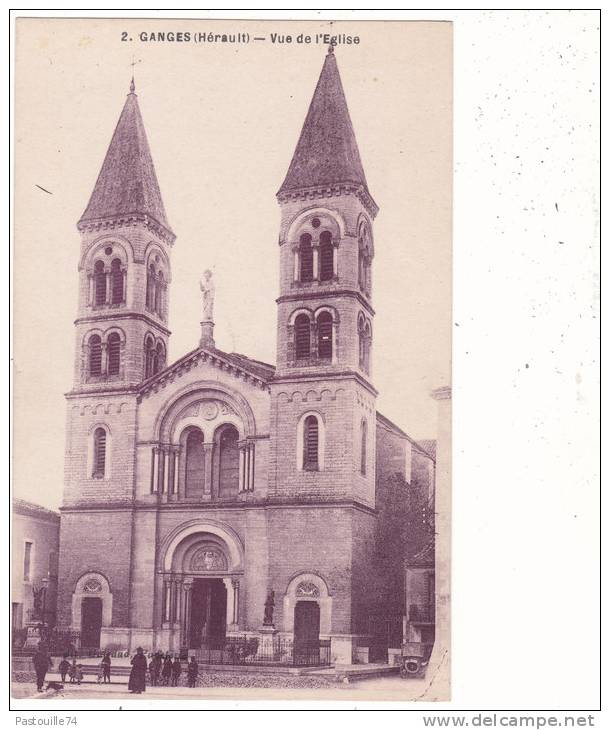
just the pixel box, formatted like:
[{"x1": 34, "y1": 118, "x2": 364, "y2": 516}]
[{"x1": 11, "y1": 16, "x2": 452, "y2": 705}]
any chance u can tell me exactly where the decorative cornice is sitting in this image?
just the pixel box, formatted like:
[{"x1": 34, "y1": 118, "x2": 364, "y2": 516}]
[
  {"x1": 276, "y1": 288, "x2": 375, "y2": 317},
  {"x1": 60, "y1": 497, "x2": 378, "y2": 516},
  {"x1": 271, "y1": 370, "x2": 378, "y2": 397},
  {"x1": 77, "y1": 212, "x2": 176, "y2": 245},
  {"x1": 138, "y1": 347, "x2": 271, "y2": 401},
  {"x1": 277, "y1": 182, "x2": 378, "y2": 219},
  {"x1": 75, "y1": 311, "x2": 171, "y2": 335}
]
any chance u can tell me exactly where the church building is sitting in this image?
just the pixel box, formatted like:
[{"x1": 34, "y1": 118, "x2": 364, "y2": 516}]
[{"x1": 57, "y1": 47, "x2": 434, "y2": 664}]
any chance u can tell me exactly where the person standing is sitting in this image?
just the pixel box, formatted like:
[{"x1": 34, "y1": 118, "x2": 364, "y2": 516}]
[
  {"x1": 187, "y1": 656, "x2": 199, "y2": 688},
  {"x1": 171, "y1": 655, "x2": 182, "y2": 687},
  {"x1": 161, "y1": 653, "x2": 172, "y2": 686},
  {"x1": 127, "y1": 647, "x2": 147, "y2": 694},
  {"x1": 32, "y1": 644, "x2": 52, "y2": 692},
  {"x1": 148, "y1": 652, "x2": 160, "y2": 687},
  {"x1": 58, "y1": 654, "x2": 71, "y2": 683},
  {"x1": 101, "y1": 651, "x2": 111, "y2": 683}
]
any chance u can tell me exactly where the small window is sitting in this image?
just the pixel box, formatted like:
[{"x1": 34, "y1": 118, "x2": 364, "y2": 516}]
[
  {"x1": 94, "y1": 261, "x2": 106, "y2": 305},
  {"x1": 156, "y1": 271, "x2": 165, "y2": 317},
  {"x1": 299, "y1": 233, "x2": 313, "y2": 282},
  {"x1": 156, "y1": 341, "x2": 165, "y2": 372},
  {"x1": 319, "y1": 231, "x2": 334, "y2": 281},
  {"x1": 303, "y1": 415, "x2": 319, "y2": 471},
  {"x1": 294, "y1": 314, "x2": 311, "y2": 360},
  {"x1": 107, "y1": 333, "x2": 121, "y2": 375},
  {"x1": 146, "y1": 264, "x2": 155, "y2": 310},
  {"x1": 110, "y1": 259, "x2": 123, "y2": 304},
  {"x1": 93, "y1": 427, "x2": 106, "y2": 478},
  {"x1": 89, "y1": 335, "x2": 102, "y2": 376},
  {"x1": 23, "y1": 542, "x2": 32, "y2": 582},
  {"x1": 360, "y1": 420, "x2": 367, "y2": 475},
  {"x1": 317, "y1": 311, "x2": 333, "y2": 359}
]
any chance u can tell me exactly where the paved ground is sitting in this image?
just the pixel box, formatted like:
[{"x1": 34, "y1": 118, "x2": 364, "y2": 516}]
[{"x1": 12, "y1": 675, "x2": 431, "y2": 703}]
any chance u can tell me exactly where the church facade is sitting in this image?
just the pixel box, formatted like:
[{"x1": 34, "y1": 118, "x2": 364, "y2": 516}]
[{"x1": 57, "y1": 48, "x2": 434, "y2": 664}]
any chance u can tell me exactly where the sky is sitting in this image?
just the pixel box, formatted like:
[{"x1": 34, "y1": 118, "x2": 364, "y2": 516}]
[{"x1": 14, "y1": 18, "x2": 451, "y2": 510}]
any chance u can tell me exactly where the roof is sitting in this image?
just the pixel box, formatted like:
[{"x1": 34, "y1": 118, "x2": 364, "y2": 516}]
[
  {"x1": 138, "y1": 345, "x2": 275, "y2": 400},
  {"x1": 376, "y1": 412, "x2": 436, "y2": 462},
  {"x1": 13, "y1": 498, "x2": 60, "y2": 522},
  {"x1": 79, "y1": 83, "x2": 172, "y2": 237},
  {"x1": 417, "y1": 439, "x2": 437, "y2": 459},
  {"x1": 278, "y1": 48, "x2": 371, "y2": 198}
]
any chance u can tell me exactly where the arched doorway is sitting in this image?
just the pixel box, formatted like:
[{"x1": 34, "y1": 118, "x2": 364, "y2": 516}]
[
  {"x1": 81, "y1": 597, "x2": 102, "y2": 648},
  {"x1": 294, "y1": 601, "x2": 320, "y2": 664}
]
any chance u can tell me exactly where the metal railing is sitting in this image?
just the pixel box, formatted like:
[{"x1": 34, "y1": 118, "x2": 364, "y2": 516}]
[{"x1": 193, "y1": 637, "x2": 331, "y2": 667}]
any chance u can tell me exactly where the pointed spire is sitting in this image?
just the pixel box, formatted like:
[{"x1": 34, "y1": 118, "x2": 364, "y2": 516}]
[
  {"x1": 129, "y1": 76, "x2": 135, "y2": 94},
  {"x1": 278, "y1": 48, "x2": 374, "y2": 208},
  {"x1": 79, "y1": 84, "x2": 173, "y2": 238}
]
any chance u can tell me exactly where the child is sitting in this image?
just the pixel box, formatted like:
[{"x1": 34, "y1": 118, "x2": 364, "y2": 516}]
[
  {"x1": 75, "y1": 664, "x2": 84, "y2": 685},
  {"x1": 96, "y1": 661, "x2": 104, "y2": 683},
  {"x1": 58, "y1": 654, "x2": 71, "y2": 683}
]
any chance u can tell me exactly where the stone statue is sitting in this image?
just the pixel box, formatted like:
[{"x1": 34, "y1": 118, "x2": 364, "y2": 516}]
[
  {"x1": 199, "y1": 269, "x2": 215, "y2": 322},
  {"x1": 263, "y1": 590, "x2": 275, "y2": 626}
]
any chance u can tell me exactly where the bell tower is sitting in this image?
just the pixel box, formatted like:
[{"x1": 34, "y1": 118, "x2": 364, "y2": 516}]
[
  {"x1": 269, "y1": 46, "x2": 378, "y2": 508},
  {"x1": 72, "y1": 78, "x2": 175, "y2": 393}
]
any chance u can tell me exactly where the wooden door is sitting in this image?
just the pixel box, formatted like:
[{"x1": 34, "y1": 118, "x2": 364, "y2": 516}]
[
  {"x1": 293, "y1": 601, "x2": 320, "y2": 665},
  {"x1": 81, "y1": 597, "x2": 102, "y2": 648}
]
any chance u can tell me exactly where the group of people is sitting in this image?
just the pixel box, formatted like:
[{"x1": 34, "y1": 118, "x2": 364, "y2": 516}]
[
  {"x1": 32, "y1": 644, "x2": 200, "y2": 694},
  {"x1": 128, "y1": 647, "x2": 200, "y2": 693}
]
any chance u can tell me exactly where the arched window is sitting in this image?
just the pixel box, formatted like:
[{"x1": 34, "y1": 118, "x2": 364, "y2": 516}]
[
  {"x1": 89, "y1": 335, "x2": 102, "y2": 376},
  {"x1": 156, "y1": 341, "x2": 166, "y2": 372},
  {"x1": 94, "y1": 261, "x2": 106, "y2": 306},
  {"x1": 218, "y1": 425, "x2": 239, "y2": 496},
  {"x1": 294, "y1": 314, "x2": 311, "y2": 360},
  {"x1": 110, "y1": 259, "x2": 123, "y2": 304},
  {"x1": 185, "y1": 428, "x2": 205, "y2": 497},
  {"x1": 358, "y1": 316, "x2": 366, "y2": 370},
  {"x1": 317, "y1": 311, "x2": 333, "y2": 360},
  {"x1": 155, "y1": 271, "x2": 164, "y2": 317},
  {"x1": 92, "y1": 427, "x2": 106, "y2": 478},
  {"x1": 303, "y1": 415, "x2": 319, "y2": 471},
  {"x1": 107, "y1": 333, "x2": 121, "y2": 376},
  {"x1": 319, "y1": 231, "x2": 334, "y2": 281},
  {"x1": 146, "y1": 264, "x2": 155, "y2": 310},
  {"x1": 299, "y1": 233, "x2": 313, "y2": 282},
  {"x1": 363, "y1": 321, "x2": 372, "y2": 374},
  {"x1": 144, "y1": 336, "x2": 155, "y2": 378},
  {"x1": 360, "y1": 420, "x2": 367, "y2": 475}
]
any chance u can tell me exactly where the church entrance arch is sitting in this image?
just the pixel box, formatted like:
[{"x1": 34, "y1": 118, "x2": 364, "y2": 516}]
[{"x1": 160, "y1": 520, "x2": 244, "y2": 652}]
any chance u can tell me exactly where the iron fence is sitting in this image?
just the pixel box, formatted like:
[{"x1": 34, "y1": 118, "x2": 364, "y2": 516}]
[{"x1": 193, "y1": 636, "x2": 331, "y2": 667}]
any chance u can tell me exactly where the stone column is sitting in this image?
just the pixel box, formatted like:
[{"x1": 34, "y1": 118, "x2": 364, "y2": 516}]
[
  {"x1": 88, "y1": 274, "x2": 94, "y2": 306},
  {"x1": 248, "y1": 443, "x2": 255, "y2": 491},
  {"x1": 238, "y1": 440, "x2": 247, "y2": 491},
  {"x1": 312, "y1": 244, "x2": 319, "y2": 280},
  {"x1": 232, "y1": 579, "x2": 240, "y2": 625},
  {"x1": 333, "y1": 242, "x2": 339, "y2": 278},
  {"x1": 182, "y1": 581, "x2": 193, "y2": 651},
  {"x1": 223, "y1": 578, "x2": 235, "y2": 631},
  {"x1": 157, "y1": 448, "x2": 165, "y2": 495},
  {"x1": 203, "y1": 443, "x2": 214, "y2": 497},
  {"x1": 150, "y1": 448, "x2": 158, "y2": 493},
  {"x1": 105, "y1": 272, "x2": 111, "y2": 304},
  {"x1": 122, "y1": 268, "x2": 127, "y2": 304}
]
